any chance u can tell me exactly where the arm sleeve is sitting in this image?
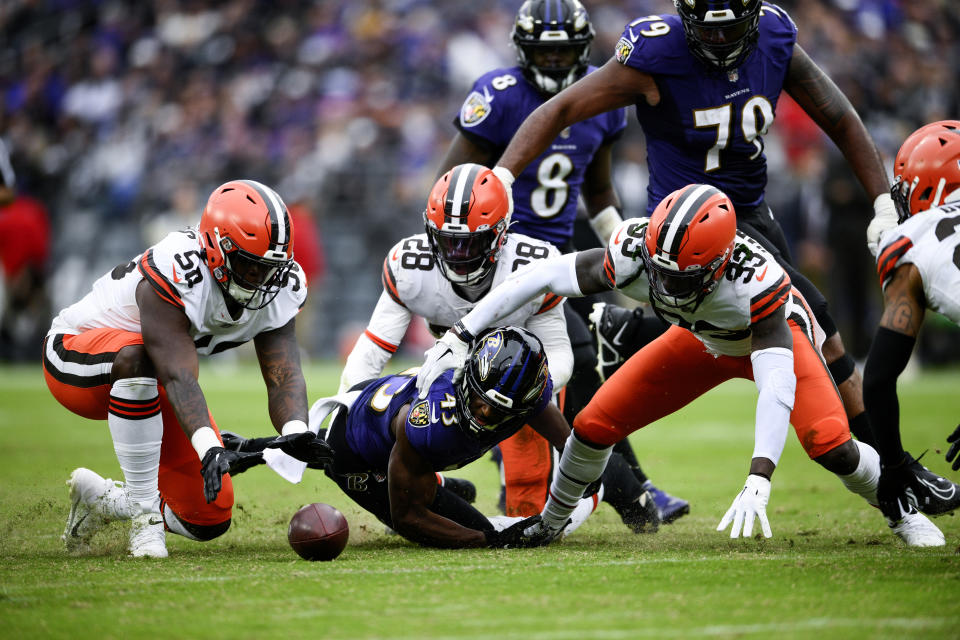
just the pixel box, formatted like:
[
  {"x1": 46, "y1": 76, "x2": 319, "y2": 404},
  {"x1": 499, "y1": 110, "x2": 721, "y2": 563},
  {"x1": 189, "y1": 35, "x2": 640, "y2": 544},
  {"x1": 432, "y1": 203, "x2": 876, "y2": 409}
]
[
  {"x1": 862, "y1": 326, "x2": 915, "y2": 465},
  {"x1": 459, "y1": 253, "x2": 582, "y2": 336},
  {"x1": 525, "y1": 305, "x2": 573, "y2": 390},
  {"x1": 750, "y1": 346, "x2": 796, "y2": 465},
  {"x1": 338, "y1": 291, "x2": 413, "y2": 393}
]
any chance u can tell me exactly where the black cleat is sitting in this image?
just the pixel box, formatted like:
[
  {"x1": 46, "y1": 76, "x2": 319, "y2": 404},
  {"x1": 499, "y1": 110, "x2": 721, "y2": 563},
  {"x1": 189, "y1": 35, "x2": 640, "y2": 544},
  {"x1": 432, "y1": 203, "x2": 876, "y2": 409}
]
[
  {"x1": 443, "y1": 477, "x2": 477, "y2": 504},
  {"x1": 902, "y1": 453, "x2": 960, "y2": 516},
  {"x1": 588, "y1": 302, "x2": 644, "y2": 383},
  {"x1": 614, "y1": 490, "x2": 660, "y2": 534}
]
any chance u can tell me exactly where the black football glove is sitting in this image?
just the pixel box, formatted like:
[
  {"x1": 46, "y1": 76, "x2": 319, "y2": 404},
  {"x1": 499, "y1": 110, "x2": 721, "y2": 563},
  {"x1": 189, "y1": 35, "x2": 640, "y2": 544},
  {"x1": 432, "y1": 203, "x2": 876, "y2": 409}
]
[
  {"x1": 265, "y1": 431, "x2": 336, "y2": 468},
  {"x1": 200, "y1": 447, "x2": 264, "y2": 503},
  {"x1": 220, "y1": 430, "x2": 279, "y2": 453},
  {"x1": 484, "y1": 515, "x2": 562, "y2": 549},
  {"x1": 946, "y1": 424, "x2": 960, "y2": 471}
]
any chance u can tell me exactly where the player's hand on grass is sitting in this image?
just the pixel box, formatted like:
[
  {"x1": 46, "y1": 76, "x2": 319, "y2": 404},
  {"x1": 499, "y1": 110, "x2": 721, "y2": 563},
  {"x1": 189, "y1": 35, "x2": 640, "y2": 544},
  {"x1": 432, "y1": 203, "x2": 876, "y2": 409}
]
[
  {"x1": 266, "y1": 431, "x2": 335, "y2": 467},
  {"x1": 946, "y1": 424, "x2": 960, "y2": 471},
  {"x1": 416, "y1": 331, "x2": 470, "y2": 399},
  {"x1": 200, "y1": 448, "x2": 264, "y2": 503},
  {"x1": 718, "y1": 474, "x2": 772, "y2": 539}
]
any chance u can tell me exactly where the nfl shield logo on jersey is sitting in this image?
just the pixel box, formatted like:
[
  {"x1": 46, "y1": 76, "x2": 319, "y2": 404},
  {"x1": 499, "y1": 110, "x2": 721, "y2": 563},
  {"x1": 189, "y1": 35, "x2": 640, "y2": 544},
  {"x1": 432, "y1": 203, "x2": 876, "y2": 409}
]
[
  {"x1": 408, "y1": 400, "x2": 430, "y2": 427},
  {"x1": 460, "y1": 91, "x2": 491, "y2": 127},
  {"x1": 615, "y1": 37, "x2": 634, "y2": 64}
]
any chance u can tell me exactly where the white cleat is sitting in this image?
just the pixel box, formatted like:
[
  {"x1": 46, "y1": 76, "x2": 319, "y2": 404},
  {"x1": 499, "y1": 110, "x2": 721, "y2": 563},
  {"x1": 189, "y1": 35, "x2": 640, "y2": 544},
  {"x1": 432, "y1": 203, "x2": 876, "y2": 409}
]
[
  {"x1": 62, "y1": 467, "x2": 122, "y2": 553},
  {"x1": 889, "y1": 508, "x2": 945, "y2": 548},
  {"x1": 129, "y1": 512, "x2": 168, "y2": 558}
]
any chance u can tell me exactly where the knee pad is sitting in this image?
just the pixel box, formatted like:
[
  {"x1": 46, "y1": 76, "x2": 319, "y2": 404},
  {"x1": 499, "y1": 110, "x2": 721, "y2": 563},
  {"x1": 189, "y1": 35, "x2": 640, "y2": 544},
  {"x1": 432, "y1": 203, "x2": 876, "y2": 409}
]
[{"x1": 163, "y1": 500, "x2": 231, "y2": 541}]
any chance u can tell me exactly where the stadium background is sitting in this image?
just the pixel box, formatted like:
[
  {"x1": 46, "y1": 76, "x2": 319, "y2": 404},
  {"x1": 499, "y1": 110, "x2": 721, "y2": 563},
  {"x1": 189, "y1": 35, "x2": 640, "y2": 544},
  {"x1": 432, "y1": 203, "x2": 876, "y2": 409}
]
[{"x1": 1, "y1": 0, "x2": 957, "y2": 364}]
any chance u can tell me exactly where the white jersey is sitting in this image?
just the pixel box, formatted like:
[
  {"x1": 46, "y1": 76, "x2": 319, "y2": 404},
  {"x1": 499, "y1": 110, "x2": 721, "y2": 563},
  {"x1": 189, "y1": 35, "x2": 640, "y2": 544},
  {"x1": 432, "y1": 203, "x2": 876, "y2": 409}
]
[
  {"x1": 340, "y1": 232, "x2": 571, "y2": 391},
  {"x1": 48, "y1": 228, "x2": 307, "y2": 355},
  {"x1": 876, "y1": 202, "x2": 960, "y2": 324},
  {"x1": 604, "y1": 217, "x2": 821, "y2": 357}
]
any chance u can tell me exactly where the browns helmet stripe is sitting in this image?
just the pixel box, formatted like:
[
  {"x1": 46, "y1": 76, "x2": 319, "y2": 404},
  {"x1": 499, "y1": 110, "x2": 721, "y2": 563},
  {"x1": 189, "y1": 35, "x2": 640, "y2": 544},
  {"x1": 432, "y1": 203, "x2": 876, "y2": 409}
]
[
  {"x1": 655, "y1": 184, "x2": 722, "y2": 258},
  {"x1": 240, "y1": 179, "x2": 291, "y2": 253},
  {"x1": 445, "y1": 163, "x2": 484, "y2": 225}
]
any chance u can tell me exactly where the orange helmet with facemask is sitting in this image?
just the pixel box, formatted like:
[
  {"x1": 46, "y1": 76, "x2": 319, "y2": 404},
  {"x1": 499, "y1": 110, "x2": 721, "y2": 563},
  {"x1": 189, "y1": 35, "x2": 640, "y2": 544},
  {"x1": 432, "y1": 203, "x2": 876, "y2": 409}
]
[
  {"x1": 198, "y1": 179, "x2": 294, "y2": 309},
  {"x1": 423, "y1": 164, "x2": 510, "y2": 286},
  {"x1": 891, "y1": 121, "x2": 960, "y2": 222},
  {"x1": 642, "y1": 184, "x2": 736, "y2": 311}
]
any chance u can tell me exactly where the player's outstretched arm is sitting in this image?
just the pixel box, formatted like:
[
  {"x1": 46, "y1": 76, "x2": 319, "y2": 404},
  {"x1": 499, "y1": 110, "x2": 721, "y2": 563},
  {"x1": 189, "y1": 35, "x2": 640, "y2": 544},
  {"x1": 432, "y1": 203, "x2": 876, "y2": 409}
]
[
  {"x1": 784, "y1": 44, "x2": 893, "y2": 252},
  {"x1": 718, "y1": 309, "x2": 794, "y2": 539},
  {"x1": 863, "y1": 263, "x2": 926, "y2": 466},
  {"x1": 254, "y1": 317, "x2": 309, "y2": 434},
  {"x1": 497, "y1": 60, "x2": 656, "y2": 178},
  {"x1": 339, "y1": 289, "x2": 412, "y2": 393},
  {"x1": 416, "y1": 249, "x2": 610, "y2": 397},
  {"x1": 387, "y1": 411, "x2": 495, "y2": 549},
  {"x1": 528, "y1": 403, "x2": 572, "y2": 452},
  {"x1": 136, "y1": 280, "x2": 214, "y2": 442}
]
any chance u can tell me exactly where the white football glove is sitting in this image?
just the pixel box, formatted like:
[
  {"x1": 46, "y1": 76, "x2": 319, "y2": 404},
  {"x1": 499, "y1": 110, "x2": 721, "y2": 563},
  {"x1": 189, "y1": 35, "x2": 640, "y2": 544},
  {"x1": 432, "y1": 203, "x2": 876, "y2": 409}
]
[
  {"x1": 491, "y1": 165, "x2": 515, "y2": 218},
  {"x1": 866, "y1": 193, "x2": 898, "y2": 257},
  {"x1": 717, "y1": 474, "x2": 772, "y2": 539},
  {"x1": 416, "y1": 330, "x2": 470, "y2": 399}
]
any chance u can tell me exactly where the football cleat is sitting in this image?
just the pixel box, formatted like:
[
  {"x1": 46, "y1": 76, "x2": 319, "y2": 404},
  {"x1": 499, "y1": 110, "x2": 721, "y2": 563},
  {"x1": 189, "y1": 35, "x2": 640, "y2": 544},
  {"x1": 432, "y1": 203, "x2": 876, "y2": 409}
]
[
  {"x1": 614, "y1": 490, "x2": 660, "y2": 534},
  {"x1": 886, "y1": 503, "x2": 945, "y2": 548},
  {"x1": 588, "y1": 302, "x2": 643, "y2": 383},
  {"x1": 642, "y1": 480, "x2": 691, "y2": 524},
  {"x1": 129, "y1": 511, "x2": 168, "y2": 558},
  {"x1": 902, "y1": 453, "x2": 960, "y2": 516},
  {"x1": 62, "y1": 467, "x2": 129, "y2": 553},
  {"x1": 442, "y1": 476, "x2": 477, "y2": 504}
]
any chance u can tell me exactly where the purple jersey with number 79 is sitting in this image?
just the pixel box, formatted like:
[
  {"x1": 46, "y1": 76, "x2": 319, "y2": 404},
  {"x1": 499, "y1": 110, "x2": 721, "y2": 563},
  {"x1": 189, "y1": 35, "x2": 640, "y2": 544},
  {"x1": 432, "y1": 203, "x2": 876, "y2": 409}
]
[{"x1": 613, "y1": 4, "x2": 797, "y2": 212}]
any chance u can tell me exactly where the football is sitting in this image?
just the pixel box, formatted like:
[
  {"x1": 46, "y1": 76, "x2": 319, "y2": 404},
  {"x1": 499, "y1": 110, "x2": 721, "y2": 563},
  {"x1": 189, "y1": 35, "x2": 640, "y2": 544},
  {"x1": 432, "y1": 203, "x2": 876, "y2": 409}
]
[{"x1": 287, "y1": 502, "x2": 349, "y2": 561}]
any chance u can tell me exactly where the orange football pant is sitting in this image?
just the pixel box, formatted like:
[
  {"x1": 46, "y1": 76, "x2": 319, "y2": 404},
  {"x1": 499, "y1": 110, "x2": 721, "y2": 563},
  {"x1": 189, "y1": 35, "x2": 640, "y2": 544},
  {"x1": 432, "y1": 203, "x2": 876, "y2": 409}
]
[
  {"x1": 42, "y1": 328, "x2": 232, "y2": 527},
  {"x1": 574, "y1": 323, "x2": 850, "y2": 459},
  {"x1": 499, "y1": 425, "x2": 553, "y2": 516}
]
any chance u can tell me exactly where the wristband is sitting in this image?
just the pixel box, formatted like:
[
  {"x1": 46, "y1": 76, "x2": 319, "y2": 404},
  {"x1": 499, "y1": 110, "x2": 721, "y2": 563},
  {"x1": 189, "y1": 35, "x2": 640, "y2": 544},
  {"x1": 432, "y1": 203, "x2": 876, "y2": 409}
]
[
  {"x1": 451, "y1": 321, "x2": 475, "y2": 345},
  {"x1": 589, "y1": 206, "x2": 623, "y2": 243},
  {"x1": 281, "y1": 419, "x2": 309, "y2": 435},
  {"x1": 191, "y1": 426, "x2": 221, "y2": 460},
  {"x1": 491, "y1": 165, "x2": 515, "y2": 188}
]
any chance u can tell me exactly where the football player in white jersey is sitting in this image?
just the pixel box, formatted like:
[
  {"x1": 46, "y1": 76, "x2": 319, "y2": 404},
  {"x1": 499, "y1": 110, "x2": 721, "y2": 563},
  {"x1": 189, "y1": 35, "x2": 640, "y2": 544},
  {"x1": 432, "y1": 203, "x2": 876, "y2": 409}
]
[
  {"x1": 43, "y1": 180, "x2": 333, "y2": 558},
  {"x1": 863, "y1": 120, "x2": 960, "y2": 524},
  {"x1": 418, "y1": 183, "x2": 945, "y2": 547},
  {"x1": 339, "y1": 163, "x2": 660, "y2": 533}
]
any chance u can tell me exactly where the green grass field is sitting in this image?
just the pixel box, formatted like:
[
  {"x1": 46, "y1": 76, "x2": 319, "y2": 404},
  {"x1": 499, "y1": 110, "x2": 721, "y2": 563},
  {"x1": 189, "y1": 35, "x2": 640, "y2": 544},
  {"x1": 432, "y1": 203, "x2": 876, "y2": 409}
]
[{"x1": 1, "y1": 360, "x2": 959, "y2": 639}]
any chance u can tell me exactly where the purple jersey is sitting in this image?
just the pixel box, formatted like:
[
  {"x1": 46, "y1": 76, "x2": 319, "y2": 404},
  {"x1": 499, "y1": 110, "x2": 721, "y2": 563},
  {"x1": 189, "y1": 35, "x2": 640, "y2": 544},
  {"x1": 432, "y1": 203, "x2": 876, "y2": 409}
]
[
  {"x1": 344, "y1": 371, "x2": 552, "y2": 472},
  {"x1": 613, "y1": 4, "x2": 797, "y2": 212},
  {"x1": 455, "y1": 65, "x2": 627, "y2": 246}
]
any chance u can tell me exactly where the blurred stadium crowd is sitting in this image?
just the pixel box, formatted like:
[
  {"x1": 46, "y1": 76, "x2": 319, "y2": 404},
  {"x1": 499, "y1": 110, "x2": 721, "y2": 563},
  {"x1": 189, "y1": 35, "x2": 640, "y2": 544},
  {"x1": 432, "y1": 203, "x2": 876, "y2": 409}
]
[{"x1": 0, "y1": 0, "x2": 957, "y2": 361}]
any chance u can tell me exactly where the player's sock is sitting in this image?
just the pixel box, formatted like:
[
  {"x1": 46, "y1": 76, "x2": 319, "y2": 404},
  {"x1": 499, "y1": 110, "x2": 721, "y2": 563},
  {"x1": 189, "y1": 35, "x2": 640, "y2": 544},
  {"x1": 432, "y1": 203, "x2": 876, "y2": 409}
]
[
  {"x1": 561, "y1": 485, "x2": 603, "y2": 537},
  {"x1": 108, "y1": 377, "x2": 163, "y2": 515},
  {"x1": 847, "y1": 411, "x2": 877, "y2": 449},
  {"x1": 160, "y1": 500, "x2": 231, "y2": 541},
  {"x1": 612, "y1": 439, "x2": 649, "y2": 485},
  {"x1": 837, "y1": 439, "x2": 880, "y2": 506},
  {"x1": 543, "y1": 433, "x2": 612, "y2": 530}
]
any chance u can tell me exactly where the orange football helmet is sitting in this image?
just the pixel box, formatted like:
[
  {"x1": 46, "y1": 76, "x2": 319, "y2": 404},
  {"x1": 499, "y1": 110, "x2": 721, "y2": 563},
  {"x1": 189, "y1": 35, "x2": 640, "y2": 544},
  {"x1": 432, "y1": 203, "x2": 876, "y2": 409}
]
[
  {"x1": 423, "y1": 164, "x2": 510, "y2": 285},
  {"x1": 891, "y1": 120, "x2": 960, "y2": 221},
  {"x1": 198, "y1": 179, "x2": 294, "y2": 309},
  {"x1": 642, "y1": 183, "x2": 736, "y2": 310}
]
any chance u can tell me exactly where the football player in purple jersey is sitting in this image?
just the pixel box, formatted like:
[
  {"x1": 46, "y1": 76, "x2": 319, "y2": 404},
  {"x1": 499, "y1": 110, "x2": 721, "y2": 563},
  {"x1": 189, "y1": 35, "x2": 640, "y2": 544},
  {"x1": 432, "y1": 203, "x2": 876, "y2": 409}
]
[
  {"x1": 438, "y1": 0, "x2": 689, "y2": 523},
  {"x1": 483, "y1": 0, "x2": 895, "y2": 471}
]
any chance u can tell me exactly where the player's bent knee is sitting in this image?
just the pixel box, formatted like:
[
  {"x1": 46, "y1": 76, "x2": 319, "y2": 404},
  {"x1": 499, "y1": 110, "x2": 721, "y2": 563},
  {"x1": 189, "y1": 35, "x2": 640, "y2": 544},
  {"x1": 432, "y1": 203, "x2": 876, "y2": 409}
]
[
  {"x1": 182, "y1": 518, "x2": 231, "y2": 541},
  {"x1": 111, "y1": 344, "x2": 156, "y2": 382},
  {"x1": 813, "y1": 439, "x2": 859, "y2": 475}
]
